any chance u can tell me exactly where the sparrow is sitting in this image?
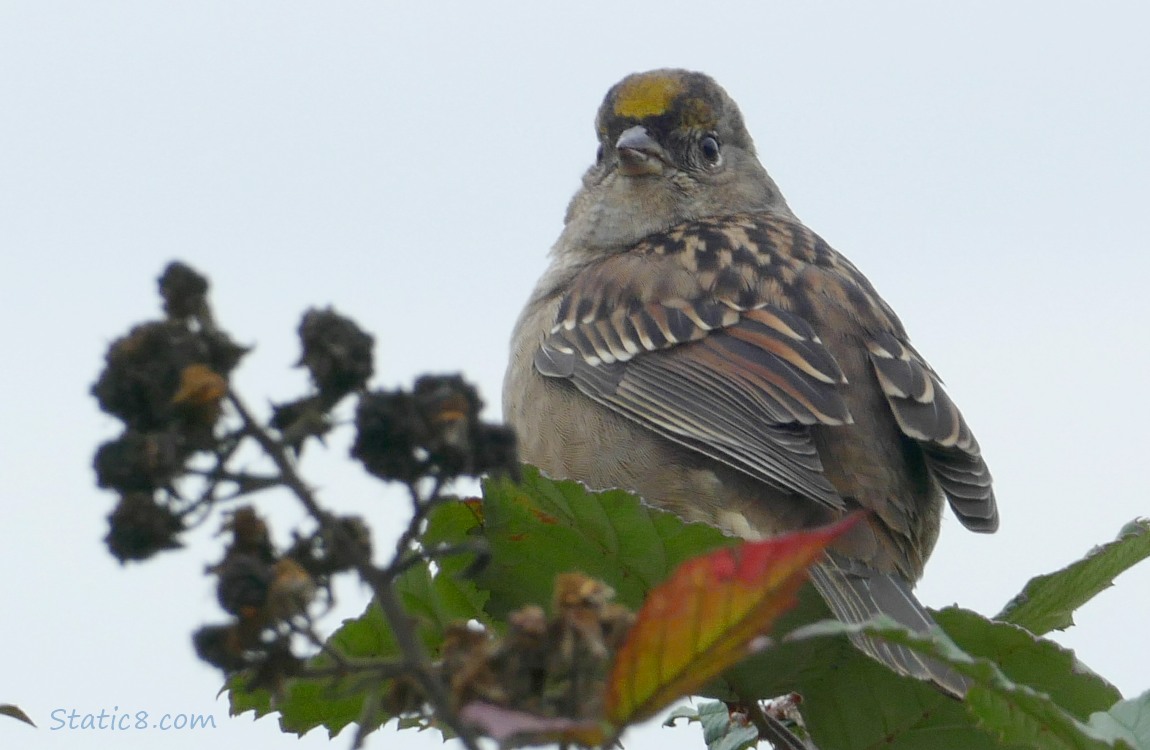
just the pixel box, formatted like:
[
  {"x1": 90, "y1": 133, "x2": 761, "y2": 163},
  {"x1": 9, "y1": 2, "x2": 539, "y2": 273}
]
[{"x1": 503, "y1": 69, "x2": 998, "y2": 697}]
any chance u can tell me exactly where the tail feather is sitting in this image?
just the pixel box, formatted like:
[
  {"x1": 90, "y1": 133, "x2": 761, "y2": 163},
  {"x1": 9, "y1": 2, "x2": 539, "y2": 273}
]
[{"x1": 808, "y1": 552, "x2": 969, "y2": 698}]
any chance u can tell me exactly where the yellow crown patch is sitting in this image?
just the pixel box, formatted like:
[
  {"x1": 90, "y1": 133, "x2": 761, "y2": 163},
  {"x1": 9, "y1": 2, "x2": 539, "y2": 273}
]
[{"x1": 612, "y1": 73, "x2": 686, "y2": 119}]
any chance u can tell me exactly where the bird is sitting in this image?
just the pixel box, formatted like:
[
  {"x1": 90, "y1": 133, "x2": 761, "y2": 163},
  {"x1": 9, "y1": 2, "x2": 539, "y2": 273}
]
[{"x1": 503, "y1": 69, "x2": 998, "y2": 697}]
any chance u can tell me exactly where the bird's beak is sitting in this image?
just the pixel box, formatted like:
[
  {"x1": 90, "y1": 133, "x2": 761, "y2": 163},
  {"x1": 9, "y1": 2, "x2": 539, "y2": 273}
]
[{"x1": 615, "y1": 126, "x2": 666, "y2": 177}]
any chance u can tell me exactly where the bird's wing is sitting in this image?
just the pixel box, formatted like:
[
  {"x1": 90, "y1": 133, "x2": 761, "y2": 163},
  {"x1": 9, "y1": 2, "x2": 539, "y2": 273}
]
[
  {"x1": 866, "y1": 331, "x2": 998, "y2": 531},
  {"x1": 535, "y1": 214, "x2": 854, "y2": 510},
  {"x1": 534, "y1": 213, "x2": 997, "y2": 529}
]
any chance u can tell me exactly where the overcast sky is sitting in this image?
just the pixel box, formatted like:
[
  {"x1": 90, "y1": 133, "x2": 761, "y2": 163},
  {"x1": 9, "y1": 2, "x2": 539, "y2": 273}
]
[{"x1": 3, "y1": 3, "x2": 1148, "y2": 749}]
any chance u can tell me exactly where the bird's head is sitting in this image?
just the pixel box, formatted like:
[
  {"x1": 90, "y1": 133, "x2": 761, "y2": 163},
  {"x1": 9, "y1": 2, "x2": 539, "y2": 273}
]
[{"x1": 561, "y1": 69, "x2": 793, "y2": 253}]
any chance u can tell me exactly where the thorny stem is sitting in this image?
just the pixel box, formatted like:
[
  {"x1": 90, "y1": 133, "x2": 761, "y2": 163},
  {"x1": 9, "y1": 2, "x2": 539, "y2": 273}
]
[
  {"x1": 385, "y1": 478, "x2": 450, "y2": 578},
  {"x1": 289, "y1": 617, "x2": 349, "y2": 668},
  {"x1": 227, "y1": 391, "x2": 483, "y2": 750},
  {"x1": 296, "y1": 659, "x2": 412, "y2": 682},
  {"x1": 352, "y1": 684, "x2": 385, "y2": 750},
  {"x1": 734, "y1": 693, "x2": 816, "y2": 750},
  {"x1": 388, "y1": 542, "x2": 486, "y2": 579}
]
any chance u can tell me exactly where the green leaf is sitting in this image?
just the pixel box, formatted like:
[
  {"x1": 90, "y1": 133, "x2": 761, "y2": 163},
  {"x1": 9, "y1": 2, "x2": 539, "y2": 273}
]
[
  {"x1": 999, "y1": 518, "x2": 1150, "y2": 635},
  {"x1": 663, "y1": 701, "x2": 761, "y2": 750},
  {"x1": 786, "y1": 617, "x2": 1121, "y2": 750},
  {"x1": 936, "y1": 607, "x2": 1120, "y2": 720},
  {"x1": 226, "y1": 678, "x2": 274, "y2": 720},
  {"x1": 748, "y1": 628, "x2": 998, "y2": 750},
  {"x1": 697, "y1": 700, "x2": 760, "y2": 750},
  {"x1": 664, "y1": 703, "x2": 703, "y2": 727},
  {"x1": 748, "y1": 609, "x2": 1122, "y2": 750},
  {"x1": 227, "y1": 556, "x2": 488, "y2": 739},
  {"x1": 1088, "y1": 690, "x2": 1150, "y2": 749},
  {"x1": 452, "y1": 467, "x2": 739, "y2": 615}
]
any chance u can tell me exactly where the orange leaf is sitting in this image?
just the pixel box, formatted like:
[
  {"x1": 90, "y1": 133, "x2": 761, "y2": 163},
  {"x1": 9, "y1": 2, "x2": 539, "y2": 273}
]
[
  {"x1": 604, "y1": 514, "x2": 860, "y2": 727},
  {"x1": 172, "y1": 363, "x2": 227, "y2": 408}
]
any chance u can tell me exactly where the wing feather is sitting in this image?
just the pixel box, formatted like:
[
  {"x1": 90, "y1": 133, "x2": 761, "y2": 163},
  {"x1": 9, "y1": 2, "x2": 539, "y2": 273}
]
[
  {"x1": 867, "y1": 331, "x2": 998, "y2": 531},
  {"x1": 534, "y1": 213, "x2": 997, "y2": 531},
  {"x1": 540, "y1": 294, "x2": 850, "y2": 508}
]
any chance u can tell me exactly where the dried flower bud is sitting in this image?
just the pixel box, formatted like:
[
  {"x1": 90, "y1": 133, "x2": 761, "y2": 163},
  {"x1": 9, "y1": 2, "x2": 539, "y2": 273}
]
[
  {"x1": 105, "y1": 491, "x2": 184, "y2": 562},
  {"x1": 411, "y1": 375, "x2": 482, "y2": 476},
  {"x1": 92, "y1": 321, "x2": 213, "y2": 431},
  {"x1": 350, "y1": 389, "x2": 425, "y2": 482},
  {"x1": 192, "y1": 623, "x2": 247, "y2": 672},
  {"x1": 552, "y1": 572, "x2": 615, "y2": 620},
  {"x1": 158, "y1": 262, "x2": 209, "y2": 319},
  {"x1": 287, "y1": 515, "x2": 371, "y2": 577},
  {"x1": 352, "y1": 376, "x2": 519, "y2": 483},
  {"x1": 221, "y1": 506, "x2": 275, "y2": 563},
  {"x1": 471, "y1": 423, "x2": 520, "y2": 479},
  {"x1": 599, "y1": 603, "x2": 636, "y2": 653},
  {"x1": 94, "y1": 430, "x2": 185, "y2": 492},
  {"x1": 494, "y1": 605, "x2": 550, "y2": 710},
  {"x1": 245, "y1": 638, "x2": 301, "y2": 697},
  {"x1": 764, "y1": 693, "x2": 805, "y2": 731},
  {"x1": 547, "y1": 573, "x2": 619, "y2": 718},
  {"x1": 215, "y1": 554, "x2": 273, "y2": 617},
  {"x1": 297, "y1": 308, "x2": 374, "y2": 402}
]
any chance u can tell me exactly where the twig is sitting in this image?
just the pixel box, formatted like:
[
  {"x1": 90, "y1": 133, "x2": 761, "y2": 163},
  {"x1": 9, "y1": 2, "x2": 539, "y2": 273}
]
[
  {"x1": 387, "y1": 542, "x2": 487, "y2": 579},
  {"x1": 296, "y1": 660, "x2": 412, "y2": 682},
  {"x1": 386, "y1": 478, "x2": 447, "y2": 574},
  {"x1": 227, "y1": 391, "x2": 483, "y2": 750}
]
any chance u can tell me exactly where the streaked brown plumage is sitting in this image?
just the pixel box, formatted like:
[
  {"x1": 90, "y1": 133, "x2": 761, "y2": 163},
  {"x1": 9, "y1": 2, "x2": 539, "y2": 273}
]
[{"x1": 504, "y1": 69, "x2": 998, "y2": 697}]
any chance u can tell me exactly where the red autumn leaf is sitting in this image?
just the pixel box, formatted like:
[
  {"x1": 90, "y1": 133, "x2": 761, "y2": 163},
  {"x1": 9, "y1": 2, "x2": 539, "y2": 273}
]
[{"x1": 604, "y1": 514, "x2": 861, "y2": 727}]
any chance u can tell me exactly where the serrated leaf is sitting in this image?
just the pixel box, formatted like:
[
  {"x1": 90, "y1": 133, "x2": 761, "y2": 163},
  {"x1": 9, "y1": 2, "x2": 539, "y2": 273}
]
[
  {"x1": 936, "y1": 607, "x2": 1120, "y2": 719},
  {"x1": 999, "y1": 518, "x2": 1150, "y2": 635},
  {"x1": 226, "y1": 677, "x2": 274, "y2": 720},
  {"x1": 787, "y1": 617, "x2": 1120, "y2": 750},
  {"x1": 467, "y1": 467, "x2": 737, "y2": 615},
  {"x1": 965, "y1": 686, "x2": 1117, "y2": 750},
  {"x1": 697, "y1": 700, "x2": 736, "y2": 743},
  {"x1": 604, "y1": 516, "x2": 857, "y2": 726},
  {"x1": 1088, "y1": 690, "x2": 1150, "y2": 749},
  {"x1": 697, "y1": 700, "x2": 760, "y2": 750}
]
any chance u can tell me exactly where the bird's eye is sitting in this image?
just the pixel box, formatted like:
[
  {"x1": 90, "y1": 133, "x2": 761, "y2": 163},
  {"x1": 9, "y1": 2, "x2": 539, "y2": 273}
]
[
  {"x1": 595, "y1": 144, "x2": 605, "y2": 164},
  {"x1": 700, "y1": 135, "x2": 721, "y2": 164}
]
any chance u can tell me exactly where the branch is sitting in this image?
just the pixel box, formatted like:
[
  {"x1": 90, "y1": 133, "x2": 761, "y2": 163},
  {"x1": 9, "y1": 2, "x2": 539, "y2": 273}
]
[{"x1": 227, "y1": 391, "x2": 482, "y2": 750}]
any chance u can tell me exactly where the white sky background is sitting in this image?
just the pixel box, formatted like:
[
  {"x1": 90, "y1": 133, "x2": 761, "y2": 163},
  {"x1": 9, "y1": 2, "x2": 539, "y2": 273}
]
[{"x1": 2, "y1": 2, "x2": 1148, "y2": 749}]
